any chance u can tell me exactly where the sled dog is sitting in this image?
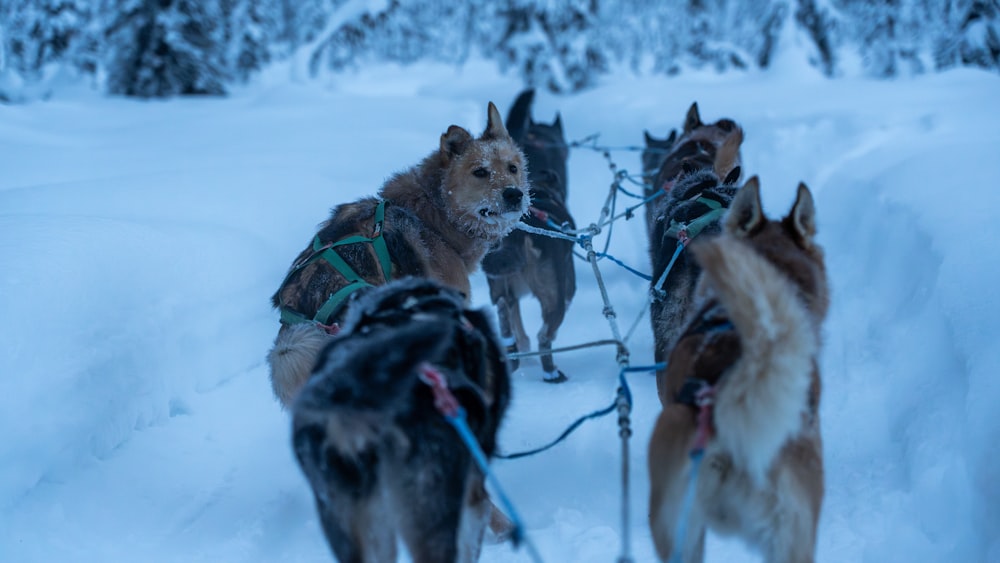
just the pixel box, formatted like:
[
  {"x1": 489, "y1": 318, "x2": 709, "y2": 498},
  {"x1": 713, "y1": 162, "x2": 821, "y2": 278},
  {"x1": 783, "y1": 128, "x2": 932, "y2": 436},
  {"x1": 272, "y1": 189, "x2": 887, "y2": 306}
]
[
  {"x1": 647, "y1": 103, "x2": 745, "y2": 395},
  {"x1": 647, "y1": 178, "x2": 829, "y2": 563},
  {"x1": 268, "y1": 102, "x2": 529, "y2": 408},
  {"x1": 292, "y1": 278, "x2": 511, "y2": 563},
  {"x1": 481, "y1": 89, "x2": 577, "y2": 383},
  {"x1": 641, "y1": 128, "x2": 677, "y2": 228}
]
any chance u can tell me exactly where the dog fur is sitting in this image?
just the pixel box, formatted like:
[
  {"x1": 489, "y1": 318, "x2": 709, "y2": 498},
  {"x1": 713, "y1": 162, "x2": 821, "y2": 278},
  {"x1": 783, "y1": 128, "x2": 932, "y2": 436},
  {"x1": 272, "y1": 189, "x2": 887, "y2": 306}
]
[
  {"x1": 641, "y1": 128, "x2": 678, "y2": 228},
  {"x1": 647, "y1": 178, "x2": 829, "y2": 563},
  {"x1": 646, "y1": 103, "x2": 745, "y2": 400},
  {"x1": 644, "y1": 102, "x2": 742, "y2": 238},
  {"x1": 268, "y1": 102, "x2": 529, "y2": 409},
  {"x1": 291, "y1": 278, "x2": 511, "y2": 563},
  {"x1": 481, "y1": 89, "x2": 577, "y2": 382}
]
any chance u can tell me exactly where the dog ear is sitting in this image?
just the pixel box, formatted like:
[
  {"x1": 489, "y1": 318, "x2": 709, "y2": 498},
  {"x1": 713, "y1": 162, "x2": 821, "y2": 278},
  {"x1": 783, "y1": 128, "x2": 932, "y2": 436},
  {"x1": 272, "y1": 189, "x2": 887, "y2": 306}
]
[
  {"x1": 553, "y1": 112, "x2": 563, "y2": 135},
  {"x1": 722, "y1": 166, "x2": 742, "y2": 185},
  {"x1": 713, "y1": 127, "x2": 743, "y2": 180},
  {"x1": 667, "y1": 129, "x2": 677, "y2": 145},
  {"x1": 683, "y1": 102, "x2": 703, "y2": 134},
  {"x1": 787, "y1": 182, "x2": 817, "y2": 243},
  {"x1": 725, "y1": 176, "x2": 764, "y2": 236},
  {"x1": 483, "y1": 101, "x2": 510, "y2": 140},
  {"x1": 440, "y1": 125, "x2": 473, "y2": 161}
]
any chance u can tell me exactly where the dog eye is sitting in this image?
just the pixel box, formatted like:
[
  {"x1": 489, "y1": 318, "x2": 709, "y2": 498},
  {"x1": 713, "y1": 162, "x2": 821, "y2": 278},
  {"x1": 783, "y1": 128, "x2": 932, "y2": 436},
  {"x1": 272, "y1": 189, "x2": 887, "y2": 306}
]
[
  {"x1": 508, "y1": 164, "x2": 518, "y2": 174},
  {"x1": 473, "y1": 168, "x2": 489, "y2": 178}
]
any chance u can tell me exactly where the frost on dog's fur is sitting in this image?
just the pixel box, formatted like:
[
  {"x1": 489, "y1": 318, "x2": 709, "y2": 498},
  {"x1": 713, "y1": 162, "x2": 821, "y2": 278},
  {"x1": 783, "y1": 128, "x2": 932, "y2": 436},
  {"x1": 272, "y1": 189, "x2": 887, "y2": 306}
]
[{"x1": 269, "y1": 102, "x2": 528, "y2": 409}]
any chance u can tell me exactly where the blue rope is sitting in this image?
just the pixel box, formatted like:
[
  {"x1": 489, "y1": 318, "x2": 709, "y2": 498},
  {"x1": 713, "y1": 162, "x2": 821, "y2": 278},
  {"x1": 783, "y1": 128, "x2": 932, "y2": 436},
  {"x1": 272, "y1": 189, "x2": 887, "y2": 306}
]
[
  {"x1": 594, "y1": 252, "x2": 652, "y2": 281},
  {"x1": 669, "y1": 450, "x2": 705, "y2": 563},
  {"x1": 616, "y1": 184, "x2": 646, "y2": 199},
  {"x1": 445, "y1": 408, "x2": 544, "y2": 562},
  {"x1": 652, "y1": 241, "x2": 686, "y2": 297},
  {"x1": 495, "y1": 399, "x2": 618, "y2": 460},
  {"x1": 497, "y1": 364, "x2": 662, "y2": 461},
  {"x1": 626, "y1": 190, "x2": 665, "y2": 219}
]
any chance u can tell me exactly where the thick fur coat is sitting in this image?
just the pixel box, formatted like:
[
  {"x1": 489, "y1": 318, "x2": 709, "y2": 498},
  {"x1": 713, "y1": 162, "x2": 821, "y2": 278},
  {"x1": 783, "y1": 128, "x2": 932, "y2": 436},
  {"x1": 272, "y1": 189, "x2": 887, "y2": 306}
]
[
  {"x1": 292, "y1": 278, "x2": 511, "y2": 563},
  {"x1": 647, "y1": 178, "x2": 829, "y2": 563},
  {"x1": 268, "y1": 103, "x2": 529, "y2": 408}
]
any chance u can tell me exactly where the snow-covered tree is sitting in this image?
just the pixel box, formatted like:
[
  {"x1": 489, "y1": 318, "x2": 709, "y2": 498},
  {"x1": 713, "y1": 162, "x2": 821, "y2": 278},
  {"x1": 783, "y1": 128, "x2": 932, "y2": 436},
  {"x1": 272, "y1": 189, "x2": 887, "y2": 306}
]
[
  {"x1": 228, "y1": 0, "x2": 278, "y2": 82},
  {"x1": 106, "y1": 0, "x2": 227, "y2": 98},
  {"x1": 3, "y1": 0, "x2": 91, "y2": 79}
]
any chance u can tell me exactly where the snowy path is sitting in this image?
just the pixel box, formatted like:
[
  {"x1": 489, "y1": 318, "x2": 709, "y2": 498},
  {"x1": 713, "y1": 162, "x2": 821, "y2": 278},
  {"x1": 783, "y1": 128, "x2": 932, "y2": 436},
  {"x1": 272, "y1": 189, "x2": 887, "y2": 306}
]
[{"x1": 2, "y1": 65, "x2": 998, "y2": 562}]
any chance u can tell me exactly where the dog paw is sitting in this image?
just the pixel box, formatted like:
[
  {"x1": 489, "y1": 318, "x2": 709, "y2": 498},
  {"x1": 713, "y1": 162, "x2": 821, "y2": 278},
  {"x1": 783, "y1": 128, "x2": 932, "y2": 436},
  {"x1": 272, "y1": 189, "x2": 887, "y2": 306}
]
[
  {"x1": 504, "y1": 343, "x2": 520, "y2": 371},
  {"x1": 542, "y1": 370, "x2": 568, "y2": 384}
]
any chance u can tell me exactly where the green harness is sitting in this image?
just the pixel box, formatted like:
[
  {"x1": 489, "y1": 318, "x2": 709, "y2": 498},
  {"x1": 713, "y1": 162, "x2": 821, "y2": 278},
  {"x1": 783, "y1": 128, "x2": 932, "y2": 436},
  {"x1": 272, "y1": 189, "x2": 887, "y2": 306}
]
[
  {"x1": 663, "y1": 195, "x2": 725, "y2": 241},
  {"x1": 278, "y1": 200, "x2": 393, "y2": 327}
]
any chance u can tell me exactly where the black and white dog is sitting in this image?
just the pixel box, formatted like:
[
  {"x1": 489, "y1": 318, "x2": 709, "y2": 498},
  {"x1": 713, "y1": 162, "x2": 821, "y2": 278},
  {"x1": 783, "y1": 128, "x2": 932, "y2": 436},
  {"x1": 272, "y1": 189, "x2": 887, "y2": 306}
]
[
  {"x1": 291, "y1": 278, "x2": 511, "y2": 562},
  {"x1": 482, "y1": 89, "x2": 577, "y2": 383}
]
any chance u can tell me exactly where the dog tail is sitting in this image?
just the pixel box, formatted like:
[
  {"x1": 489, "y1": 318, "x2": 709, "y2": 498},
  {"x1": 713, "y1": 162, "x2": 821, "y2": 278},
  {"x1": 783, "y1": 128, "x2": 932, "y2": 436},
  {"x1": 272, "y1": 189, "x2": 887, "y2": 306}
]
[
  {"x1": 268, "y1": 322, "x2": 337, "y2": 409},
  {"x1": 292, "y1": 320, "x2": 453, "y2": 458},
  {"x1": 505, "y1": 88, "x2": 535, "y2": 140},
  {"x1": 691, "y1": 235, "x2": 817, "y2": 484}
]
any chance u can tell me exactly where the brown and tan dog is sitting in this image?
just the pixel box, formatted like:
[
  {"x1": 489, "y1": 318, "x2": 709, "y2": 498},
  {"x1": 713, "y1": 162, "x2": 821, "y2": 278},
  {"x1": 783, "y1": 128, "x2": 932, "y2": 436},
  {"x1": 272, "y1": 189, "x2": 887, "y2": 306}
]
[
  {"x1": 648, "y1": 178, "x2": 829, "y2": 563},
  {"x1": 268, "y1": 102, "x2": 529, "y2": 409}
]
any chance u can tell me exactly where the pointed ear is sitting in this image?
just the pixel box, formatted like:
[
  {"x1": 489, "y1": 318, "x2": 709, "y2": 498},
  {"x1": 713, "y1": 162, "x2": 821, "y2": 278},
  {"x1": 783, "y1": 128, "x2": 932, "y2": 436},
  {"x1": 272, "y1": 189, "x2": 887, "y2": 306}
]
[
  {"x1": 787, "y1": 182, "x2": 817, "y2": 243},
  {"x1": 553, "y1": 112, "x2": 563, "y2": 134},
  {"x1": 483, "y1": 102, "x2": 509, "y2": 140},
  {"x1": 683, "y1": 102, "x2": 703, "y2": 134},
  {"x1": 722, "y1": 166, "x2": 741, "y2": 185},
  {"x1": 440, "y1": 125, "x2": 473, "y2": 161},
  {"x1": 643, "y1": 130, "x2": 655, "y2": 144},
  {"x1": 725, "y1": 176, "x2": 764, "y2": 236},
  {"x1": 713, "y1": 127, "x2": 743, "y2": 180},
  {"x1": 666, "y1": 129, "x2": 678, "y2": 145}
]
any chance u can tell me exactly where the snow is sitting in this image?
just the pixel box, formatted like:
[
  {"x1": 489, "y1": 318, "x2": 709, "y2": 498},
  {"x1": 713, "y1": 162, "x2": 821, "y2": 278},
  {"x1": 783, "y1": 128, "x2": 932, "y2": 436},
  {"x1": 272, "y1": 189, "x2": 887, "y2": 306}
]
[{"x1": 1, "y1": 63, "x2": 998, "y2": 562}]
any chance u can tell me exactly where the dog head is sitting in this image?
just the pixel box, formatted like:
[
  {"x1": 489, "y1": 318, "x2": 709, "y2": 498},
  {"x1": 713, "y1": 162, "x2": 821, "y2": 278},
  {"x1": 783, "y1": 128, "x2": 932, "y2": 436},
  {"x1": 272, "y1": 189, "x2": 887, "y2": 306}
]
[
  {"x1": 653, "y1": 102, "x2": 743, "y2": 193},
  {"x1": 642, "y1": 129, "x2": 678, "y2": 182},
  {"x1": 720, "y1": 177, "x2": 829, "y2": 321},
  {"x1": 438, "y1": 102, "x2": 531, "y2": 241},
  {"x1": 506, "y1": 89, "x2": 569, "y2": 202}
]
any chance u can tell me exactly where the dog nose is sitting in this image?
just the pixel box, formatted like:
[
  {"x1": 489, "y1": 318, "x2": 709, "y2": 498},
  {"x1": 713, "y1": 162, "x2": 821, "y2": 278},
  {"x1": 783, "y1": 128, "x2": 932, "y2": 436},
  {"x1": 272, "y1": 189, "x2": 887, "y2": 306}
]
[{"x1": 502, "y1": 187, "x2": 524, "y2": 205}]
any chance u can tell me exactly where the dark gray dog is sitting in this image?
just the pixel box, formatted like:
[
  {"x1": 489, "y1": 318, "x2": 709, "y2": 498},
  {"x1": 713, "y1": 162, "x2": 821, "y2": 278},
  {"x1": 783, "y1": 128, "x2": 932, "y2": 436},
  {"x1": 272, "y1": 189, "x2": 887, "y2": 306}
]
[
  {"x1": 481, "y1": 89, "x2": 577, "y2": 383},
  {"x1": 291, "y1": 278, "x2": 511, "y2": 563},
  {"x1": 641, "y1": 128, "x2": 678, "y2": 232}
]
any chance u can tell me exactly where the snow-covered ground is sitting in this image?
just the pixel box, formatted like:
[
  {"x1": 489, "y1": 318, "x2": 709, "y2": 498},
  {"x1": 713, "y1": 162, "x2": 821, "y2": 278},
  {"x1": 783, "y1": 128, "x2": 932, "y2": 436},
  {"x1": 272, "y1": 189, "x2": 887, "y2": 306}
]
[{"x1": 2, "y1": 60, "x2": 998, "y2": 562}]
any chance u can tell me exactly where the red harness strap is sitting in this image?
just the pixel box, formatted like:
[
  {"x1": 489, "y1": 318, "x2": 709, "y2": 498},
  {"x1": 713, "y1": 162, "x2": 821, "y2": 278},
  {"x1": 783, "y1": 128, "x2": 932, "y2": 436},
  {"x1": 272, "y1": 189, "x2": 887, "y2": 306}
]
[
  {"x1": 691, "y1": 385, "x2": 716, "y2": 452},
  {"x1": 529, "y1": 206, "x2": 549, "y2": 222},
  {"x1": 418, "y1": 362, "x2": 461, "y2": 418}
]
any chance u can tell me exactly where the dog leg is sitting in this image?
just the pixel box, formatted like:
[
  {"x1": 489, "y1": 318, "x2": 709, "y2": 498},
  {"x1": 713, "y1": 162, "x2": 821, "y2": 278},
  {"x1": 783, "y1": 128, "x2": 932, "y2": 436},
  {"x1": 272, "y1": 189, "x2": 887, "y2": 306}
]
[
  {"x1": 537, "y1": 296, "x2": 568, "y2": 383},
  {"x1": 294, "y1": 423, "x2": 393, "y2": 563},
  {"x1": 507, "y1": 295, "x2": 530, "y2": 358},
  {"x1": 490, "y1": 279, "x2": 526, "y2": 371},
  {"x1": 648, "y1": 404, "x2": 706, "y2": 562},
  {"x1": 390, "y1": 424, "x2": 471, "y2": 563},
  {"x1": 456, "y1": 477, "x2": 492, "y2": 563},
  {"x1": 760, "y1": 441, "x2": 822, "y2": 563}
]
